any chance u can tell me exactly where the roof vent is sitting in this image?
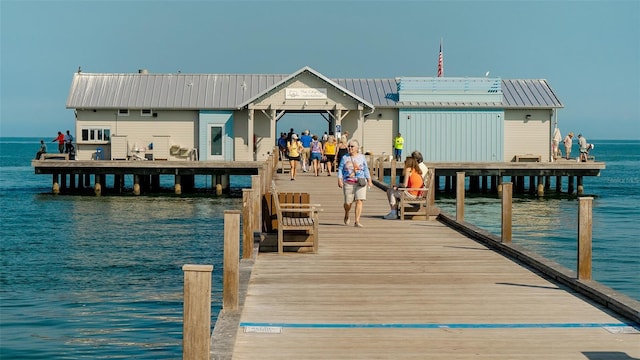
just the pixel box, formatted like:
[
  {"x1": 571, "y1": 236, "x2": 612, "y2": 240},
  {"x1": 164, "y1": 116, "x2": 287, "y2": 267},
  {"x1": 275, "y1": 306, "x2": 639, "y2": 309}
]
[{"x1": 138, "y1": 69, "x2": 149, "y2": 74}]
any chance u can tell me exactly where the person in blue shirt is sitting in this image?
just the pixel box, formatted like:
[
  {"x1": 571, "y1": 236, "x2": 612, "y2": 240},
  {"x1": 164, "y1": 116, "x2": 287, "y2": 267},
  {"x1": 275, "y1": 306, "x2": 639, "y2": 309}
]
[
  {"x1": 337, "y1": 139, "x2": 373, "y2": 228},
  {"x1": 300, "y1": 130, "x2": 313, "y2": 172}
]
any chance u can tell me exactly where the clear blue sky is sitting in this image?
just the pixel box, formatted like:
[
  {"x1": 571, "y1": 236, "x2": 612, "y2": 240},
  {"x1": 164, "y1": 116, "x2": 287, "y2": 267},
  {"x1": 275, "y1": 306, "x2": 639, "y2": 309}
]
[{"x1": 1, "y1": 0, "x2": 638, "y2": 140}]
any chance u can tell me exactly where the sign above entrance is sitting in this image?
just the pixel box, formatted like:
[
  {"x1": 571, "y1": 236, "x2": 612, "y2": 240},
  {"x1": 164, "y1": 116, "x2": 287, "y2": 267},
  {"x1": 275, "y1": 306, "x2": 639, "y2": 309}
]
[{"x1": 285, "y1": 88, "x2": 327, "y2": 100}]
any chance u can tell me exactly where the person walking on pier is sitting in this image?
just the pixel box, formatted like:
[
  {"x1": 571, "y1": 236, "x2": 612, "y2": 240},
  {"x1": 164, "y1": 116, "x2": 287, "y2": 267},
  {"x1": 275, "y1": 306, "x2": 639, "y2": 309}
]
[
  {"x1": 35, "y1": 140, "x2": 47, "y2": 160},
  {"x1": 323, "y1": 135, "x2": 337, "y2": 176},
  {"x1": 300, "y1": 130, "x2": 312, "y2": 172},
  {"x1": 52, "y1": 131, "x2": 64, "y2": 153},
  {"x1": 310, "y1": 135, "x2": 324, "y2": 176},
  {"x1": 287, "y1": 134, "x2": 303, "y2": 181},
  {"x1": 563, "y1": 132, "x2": 574, "y2": 160},
  {"x1": 338, "y1": 139, "x2": 372, "y2": 228}
]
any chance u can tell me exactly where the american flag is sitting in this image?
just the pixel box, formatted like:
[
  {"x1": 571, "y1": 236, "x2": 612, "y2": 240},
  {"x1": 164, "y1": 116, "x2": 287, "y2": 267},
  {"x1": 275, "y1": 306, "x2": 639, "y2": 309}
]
[{"x1": 437, "y1": 40, "x2": 443, "y2": 77}]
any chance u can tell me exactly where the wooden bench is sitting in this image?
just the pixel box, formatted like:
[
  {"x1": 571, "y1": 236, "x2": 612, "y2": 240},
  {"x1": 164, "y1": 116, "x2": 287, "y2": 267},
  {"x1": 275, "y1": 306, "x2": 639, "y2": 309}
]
[
  {"x1": 270, "y1": 181, "x2": 320, "y2": 254},
  {"x1": 398, "y1": 169, "x2": 434, "y2": 221},
  {"x1": 514, "y1": 154, "x2": 541, "y2": 162},
  {"x1": 41, "y1": 153, "x2": 69, "y2": 160}
]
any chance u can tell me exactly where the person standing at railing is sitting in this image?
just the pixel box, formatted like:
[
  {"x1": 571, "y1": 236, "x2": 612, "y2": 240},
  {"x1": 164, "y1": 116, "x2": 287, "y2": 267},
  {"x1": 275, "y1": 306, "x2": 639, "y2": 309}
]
[
  {"x1": 393, "y1": 133, "x2": 404, "y2": 161},
  {"x1": 337, "y1": 139, "x2": 372, "y2": 228},
  {"x1": 51, "y1": 131, "x2": 64, "y2": 153}
]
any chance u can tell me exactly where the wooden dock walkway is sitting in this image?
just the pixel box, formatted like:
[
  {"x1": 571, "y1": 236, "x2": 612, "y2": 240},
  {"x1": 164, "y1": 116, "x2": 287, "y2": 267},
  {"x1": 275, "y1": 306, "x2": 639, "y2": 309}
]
[{"x1": 214, "y1": 172, "x2": 638, "y2": 359}]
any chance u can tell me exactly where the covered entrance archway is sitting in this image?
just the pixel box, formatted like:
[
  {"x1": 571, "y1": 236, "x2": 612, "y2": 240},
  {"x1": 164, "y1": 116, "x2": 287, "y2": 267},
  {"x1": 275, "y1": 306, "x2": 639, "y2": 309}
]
[{"x1": 238, "y1": 67, "x2": 374, "y2": 161}]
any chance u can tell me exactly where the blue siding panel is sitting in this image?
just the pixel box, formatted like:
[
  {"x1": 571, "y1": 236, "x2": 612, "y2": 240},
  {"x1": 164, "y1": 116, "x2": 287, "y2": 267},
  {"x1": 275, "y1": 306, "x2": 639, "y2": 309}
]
[{"x1": 399, "y1": 109, "x2": 503, "y2": 162}]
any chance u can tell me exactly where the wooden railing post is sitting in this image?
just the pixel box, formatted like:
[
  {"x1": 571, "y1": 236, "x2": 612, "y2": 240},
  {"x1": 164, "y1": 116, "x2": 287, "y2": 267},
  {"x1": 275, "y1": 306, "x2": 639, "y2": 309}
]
[
  {"x1": 182, "y1": 264, "x2": 213, "y2": 360},
  {"x1": 501, "y1": 182, "x2": 513, "y2": 242},
  {"x1": 223, "y1": 210, "x2": 240, "y2": 311},
  {"x1": 456, "y1": 172, "x2": 465, "y2": 222},
  {"x1": 242, "y1": 189, "x2": 254, "y2": 259},
  {"x1": 251, "y1": 175, "x2": 261, "y2": 233},
  {"x1": 578, "y1": 197, "x2": 593, "y2": 280},
  {"x1": 390, "y1": 159, "x2": 397, "y2": 187}
]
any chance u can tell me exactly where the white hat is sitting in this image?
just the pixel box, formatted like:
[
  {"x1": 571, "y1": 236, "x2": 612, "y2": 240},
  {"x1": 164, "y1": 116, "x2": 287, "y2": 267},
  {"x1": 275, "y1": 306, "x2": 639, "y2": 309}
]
[{"x1": 292, "y1": 134, "x2": 298, "y2": 140}]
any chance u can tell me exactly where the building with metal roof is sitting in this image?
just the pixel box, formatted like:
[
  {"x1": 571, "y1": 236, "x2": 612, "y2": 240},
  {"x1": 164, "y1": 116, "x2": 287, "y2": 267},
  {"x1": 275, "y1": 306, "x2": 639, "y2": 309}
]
[{"x1": 66, "y1": 66, "x2": 563, "y2": 162}]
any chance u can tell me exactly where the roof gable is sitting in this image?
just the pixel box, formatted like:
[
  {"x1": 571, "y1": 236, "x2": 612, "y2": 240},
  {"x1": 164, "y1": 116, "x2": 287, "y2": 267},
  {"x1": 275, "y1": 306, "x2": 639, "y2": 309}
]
[{"x1": 238, "y1": 66, "x2": 374, "y2": 110}]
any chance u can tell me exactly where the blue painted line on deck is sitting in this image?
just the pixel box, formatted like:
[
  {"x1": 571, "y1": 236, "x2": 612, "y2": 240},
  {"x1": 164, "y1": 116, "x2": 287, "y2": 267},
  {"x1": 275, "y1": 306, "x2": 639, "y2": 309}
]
[{"x1": 240, "y1": 322, "x2": 632, "y2": 329}]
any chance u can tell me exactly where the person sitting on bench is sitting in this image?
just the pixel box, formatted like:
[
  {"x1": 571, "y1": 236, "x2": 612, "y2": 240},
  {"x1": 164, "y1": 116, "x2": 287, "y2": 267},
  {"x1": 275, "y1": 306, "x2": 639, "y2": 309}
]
[{"x1": 383, "y1": 157, "x2": 424, "y2": 220}]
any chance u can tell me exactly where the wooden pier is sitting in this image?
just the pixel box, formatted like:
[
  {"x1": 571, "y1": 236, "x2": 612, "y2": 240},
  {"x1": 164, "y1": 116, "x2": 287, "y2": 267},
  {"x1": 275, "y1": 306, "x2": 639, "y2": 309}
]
[
  {"x1": 30, "y1": 160, "x2": 263, "y2": 195},
  {"x1": 210, "y1": 171, "x2": 638, "y2": 360}
]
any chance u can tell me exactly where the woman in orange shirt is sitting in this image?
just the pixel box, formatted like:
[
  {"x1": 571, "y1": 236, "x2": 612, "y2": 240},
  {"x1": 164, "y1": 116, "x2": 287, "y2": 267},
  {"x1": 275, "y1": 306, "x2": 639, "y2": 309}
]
[{"x1": 383, "y1": 157, "x2": 424, "y2": 219}]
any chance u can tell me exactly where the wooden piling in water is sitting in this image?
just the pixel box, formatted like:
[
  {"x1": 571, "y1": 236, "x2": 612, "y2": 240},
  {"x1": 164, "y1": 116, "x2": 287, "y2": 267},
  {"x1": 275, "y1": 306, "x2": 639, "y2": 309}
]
[
  {"x1": 182, "y1": 264, "x2": 213, "y2": 360},
  {"x1": 578, "y1": 197, "x2": 593, "y2": 280},
  {"x1": 501, "y1": 182, "x2": 513, "y2": 242},
  {"x1": 223, "y1": 210, "x2": 241, "y2": 311},
  {"x1": 456, "y1": 172, "x2": 465, "y2": 222}
]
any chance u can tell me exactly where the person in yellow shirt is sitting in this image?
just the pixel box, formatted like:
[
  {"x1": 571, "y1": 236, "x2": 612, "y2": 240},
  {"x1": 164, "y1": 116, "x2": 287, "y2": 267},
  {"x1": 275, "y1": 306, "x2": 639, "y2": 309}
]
[
  {"x1": 287, "y1": 134, "x2": 303, "y2": 180},
  {"x1": 393, "y1": 133, "x2": 404, "y2": 161},
  {"x1": 323, "y1": 135, "x2": 337, "y2": 176}
]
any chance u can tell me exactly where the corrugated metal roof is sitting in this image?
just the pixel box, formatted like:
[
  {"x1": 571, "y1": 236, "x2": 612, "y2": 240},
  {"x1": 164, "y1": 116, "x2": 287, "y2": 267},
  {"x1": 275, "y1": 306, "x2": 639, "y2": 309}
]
[
  {"x1": 501, "y1": 79, "x2": 563, "y2": 108},
  {"x1": 66, "y1": 71, "x2": 563, "y2": 110}
]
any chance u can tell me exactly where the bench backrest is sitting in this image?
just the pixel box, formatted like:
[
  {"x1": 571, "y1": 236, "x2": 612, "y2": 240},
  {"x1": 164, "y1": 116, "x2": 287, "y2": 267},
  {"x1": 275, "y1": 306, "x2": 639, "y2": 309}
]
[{"x1": 263, "y1": 181, "x2": 311, "y2": 232}]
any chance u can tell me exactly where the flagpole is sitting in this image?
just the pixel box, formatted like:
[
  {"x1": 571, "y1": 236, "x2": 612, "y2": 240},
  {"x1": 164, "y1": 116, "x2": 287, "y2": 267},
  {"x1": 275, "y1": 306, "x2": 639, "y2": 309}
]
[{"x1": 437, "y1": 38, "x2": 444, "y2": 77}]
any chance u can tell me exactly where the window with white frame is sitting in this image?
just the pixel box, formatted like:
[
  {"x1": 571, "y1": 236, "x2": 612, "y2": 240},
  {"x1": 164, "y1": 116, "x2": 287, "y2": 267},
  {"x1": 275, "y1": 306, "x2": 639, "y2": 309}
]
[
  {"x1": 118, "y1": 109, "x2": 129, "y2": 116},
  {"x1": 81, "y1": 127, "x2": 111, "y2": 142},
  {"x1": 141, "y1": 109, "x2": 152, "y2": 116}
]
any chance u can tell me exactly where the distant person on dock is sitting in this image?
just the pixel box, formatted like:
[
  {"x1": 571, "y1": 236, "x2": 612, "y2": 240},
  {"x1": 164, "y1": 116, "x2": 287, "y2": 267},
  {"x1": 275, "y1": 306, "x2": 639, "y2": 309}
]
[
  {"x1": 35, "y1": 140, "x2": 47, "y2": 160},
  {"x1": 64, "y1": 130, "x2": 74, "y2": 154},
  {"x1": 578, "y1": 134, "x2": 589, "y2": 162},
  {"x1": 393, "y1": 133, "x2": 404, "y2": 161},
  {"x1": 552, "y1": 128, "x2": 562, "y2": 160},
  {"x1": 384, "y1": 157, "x2": 424, "y2": 220},
  {"x1": 52, "y1": 131, "x2": 65, "y2": 153},
  {"x1": 563, "y1": 132, "x2": 574, "y2": 160},
  {"x1": 337, "y1": 139, "x2": 372, "y2": 228},
  {"x1": 287, "y1": 134, "x2": 303, "y2": 181}
]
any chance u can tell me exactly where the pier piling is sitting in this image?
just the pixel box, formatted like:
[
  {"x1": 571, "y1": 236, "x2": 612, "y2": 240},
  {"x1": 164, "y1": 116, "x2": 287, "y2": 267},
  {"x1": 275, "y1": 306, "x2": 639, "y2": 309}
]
[
  {"x1": 578, "y1": 197, "x2": 593, "y2": 280},
  {"x1": 182, "y1": 264, "x2": 213, "y2": 360},
  {"x1": 223, "y1": 210, "x2": 241, "y2": 311},
  {"x1": 501, "y1": 182, "x2": 513, "y2": 242},
  {"x1": 456, "y1": 172, "x2": 465, "y2": 222}
]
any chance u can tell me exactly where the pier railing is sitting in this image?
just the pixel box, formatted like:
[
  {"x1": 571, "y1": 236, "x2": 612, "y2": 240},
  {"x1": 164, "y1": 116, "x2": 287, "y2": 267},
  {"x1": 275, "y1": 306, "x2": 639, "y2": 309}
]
[
  {"x1": 366, "y1": 157, "x2": 638, "y2": 324},
  {"x1": 440, "y1": 172, "x2": 639, "y2": 324},
  {"x1": 181, "y1": 154, "x2": 276, "y2": 359}
]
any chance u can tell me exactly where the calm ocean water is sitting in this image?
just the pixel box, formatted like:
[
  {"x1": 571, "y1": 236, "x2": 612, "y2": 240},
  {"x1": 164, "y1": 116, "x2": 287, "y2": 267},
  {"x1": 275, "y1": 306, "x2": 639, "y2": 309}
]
[{"x1": 1, "y1": 137, "x2": 639, "y2": 358}]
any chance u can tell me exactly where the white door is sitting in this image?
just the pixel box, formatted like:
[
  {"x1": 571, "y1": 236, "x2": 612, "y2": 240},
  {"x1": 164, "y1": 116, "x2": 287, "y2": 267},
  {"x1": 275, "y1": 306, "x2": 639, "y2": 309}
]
[{"x1": 208, "y1": 125, "x2": 224, "y2": 160}]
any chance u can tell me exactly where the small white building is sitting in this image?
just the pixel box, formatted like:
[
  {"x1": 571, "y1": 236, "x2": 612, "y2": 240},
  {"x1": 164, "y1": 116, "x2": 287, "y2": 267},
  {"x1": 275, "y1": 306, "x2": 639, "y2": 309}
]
[{"x1": 66, "y1": 66, "x2": 563, "y2": 162}]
